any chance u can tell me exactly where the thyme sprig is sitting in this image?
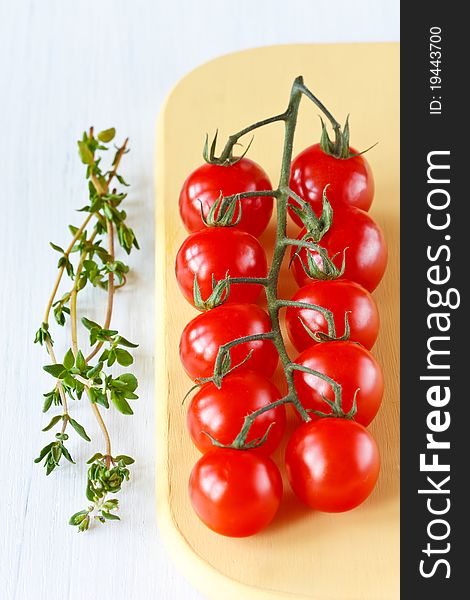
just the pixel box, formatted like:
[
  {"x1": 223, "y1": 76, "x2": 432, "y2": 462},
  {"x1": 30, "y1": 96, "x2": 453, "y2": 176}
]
[{"x1": 34, "y1": 127, "x2": 139, "y2": 531}]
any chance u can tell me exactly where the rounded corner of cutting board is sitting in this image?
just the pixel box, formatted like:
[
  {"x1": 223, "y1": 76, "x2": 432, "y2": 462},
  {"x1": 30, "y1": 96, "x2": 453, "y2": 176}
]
[
  {"x1": 155, "y1": 43, "x2": 400, "y2": 600},
  {"x1": 155, "y1": 495, "x2": 294, "y2": 600}
]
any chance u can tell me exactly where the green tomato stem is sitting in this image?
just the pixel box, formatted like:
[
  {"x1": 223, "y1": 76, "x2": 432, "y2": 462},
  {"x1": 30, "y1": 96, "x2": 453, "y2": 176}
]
[
  {"x1": 217, "y1": 113, "x2": 288, "y2": 163},
  {"x1": 296, "y1": 81, "x2": 341, "y2": 141},
  {"x1": 228, "y1": 277, "x2": 269, "y2": 286},
  {"x1": 212, "y1": 332, "x2": 275, "y2": 384}
]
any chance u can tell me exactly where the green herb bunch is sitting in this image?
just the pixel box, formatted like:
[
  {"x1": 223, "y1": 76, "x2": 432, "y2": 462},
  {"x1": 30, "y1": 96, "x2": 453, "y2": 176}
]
[{"x1": 34, "y1": 127, "x2": 139, "y2": 531}]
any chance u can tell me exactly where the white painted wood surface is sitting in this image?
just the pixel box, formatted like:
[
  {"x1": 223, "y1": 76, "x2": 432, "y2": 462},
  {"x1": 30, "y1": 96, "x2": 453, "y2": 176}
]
[{"x1": 0, "y1": 2, "x2": 398, "y2": 599}]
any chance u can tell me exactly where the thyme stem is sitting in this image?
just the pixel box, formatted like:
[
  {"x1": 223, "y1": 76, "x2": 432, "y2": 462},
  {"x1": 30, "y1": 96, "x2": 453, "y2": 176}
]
[
  {"x1": 89, "y1": 399, "x2": 112, "y2": 468},
  {"x1": 85, "y1": 219, "x2": 115, "y2": 363},
  {"x1": 44, "y1": 338, "x2": 69, "y2": 434},
  {"x1": 43, "y1": 212, "x2": 94, "y2": 323},
  {"x1": 70, "y1": 229, "x2": 98, "y2": 355}
]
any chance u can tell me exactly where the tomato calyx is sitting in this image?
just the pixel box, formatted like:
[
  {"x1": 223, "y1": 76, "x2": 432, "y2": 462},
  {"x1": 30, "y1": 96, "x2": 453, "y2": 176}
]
[
  {"x1": 277, "y1": 299, "x2": 344, "y2": 341},
  {"x1": 209, "y1": 332, "x2": 275, "y2": 388},
  {"x1": 289, "y1": 186, "x2": 333, "y2": 241},
  {"x1": 287, "y1": 188, "x2": 348, "y2": 282},
  {"x1": 291, "y1": 240, "x2": 348, "y2": 281},
  {"x1": 201, "y1": 421, "x2": 277, "y2": 451},
  {"x1": 199, "y1": 392, "x2": 296, "y2": 451},
  {"x1": 299, "y1": 310, "x2": 351, "y2": 344},
  {"x1": 291, "y1": 362, "x2": 358, "y2": 420},
  {"x1": 203, "y1": 129, "x2": 254, "y2": 166},
  {"x1": 307, "y1": 388, "x2": 359, "y2": 420},
  {"x1": 287, "y1": 186, "x2": 350, "y2": 281},
  {"x1": 199, "y1": 191, "x2": 242, "y2": 228},
  {"x1": 204, "y1": 349, "x2": 254, "y2": 386},
  {"x1": 319, "y1": 114, "x2": 354, "y2": 159},
  {"x1": 198, "y1": 188, "x2": 277, "y2": 229},
  {"x1": 182, "y1": 347, "x2": 256, "y2": 405},
  {"x1": 319, "y1": 115, "x2": 379, "y2": 161},
  {"x1": 186, "y1": 332, "x2": 269, "y2": 393},
  {"x1": 193, "y1": 272, "x2": 231, "y2": 310}
]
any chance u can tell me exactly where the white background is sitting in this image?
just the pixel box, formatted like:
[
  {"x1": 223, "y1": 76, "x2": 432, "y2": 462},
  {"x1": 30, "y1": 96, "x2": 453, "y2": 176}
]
[{"x1": 0, "y1": 1, "x2": 399, "y2": 599}]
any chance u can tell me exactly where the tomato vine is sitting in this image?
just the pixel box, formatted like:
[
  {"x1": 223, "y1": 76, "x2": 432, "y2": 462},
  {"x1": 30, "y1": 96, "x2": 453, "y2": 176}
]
[
  {"x1": 194, "y1": 76, "x2": 360, "y2": 449},
  {"x1": 183, "y1": 76, "x2": 386, "y2": 533}
]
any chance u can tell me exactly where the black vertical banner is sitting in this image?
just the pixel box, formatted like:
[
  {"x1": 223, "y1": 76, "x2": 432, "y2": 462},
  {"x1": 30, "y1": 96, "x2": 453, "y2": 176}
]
[{"x1": 401, "y1": 4, "x2": 467, "y2": 597}]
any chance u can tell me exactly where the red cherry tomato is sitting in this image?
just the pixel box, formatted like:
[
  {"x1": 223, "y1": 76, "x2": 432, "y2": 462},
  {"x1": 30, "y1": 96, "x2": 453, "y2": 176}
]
[
  {"x1": 288, "y1": 143, "x2": 374, "y2": 225},
  {"x1": 189, "y1": 448, "x2": 283, "y2": 536},
  {"x1": 179, "y1": 158, "x2": 273, "y2": 237},
  {"x1": 187, "y1": 372, "x2": 286, "y2": 455},
  {"x1": 285, "y1": 279, "x2": 379, "y2": 352},
  {"x1": 291, "y1": 205, "x2": 387, "y2": 292},
  {"x1": 179, "y1": 303, "x2": 278, "y2": 381},
  {"x1": 285, "y1": 418, "x2": 380, "y2": 512},
  {"x1": 175, "y1": 227, "x2": 267, "y2": 308},
  {"x1": 294, "y1": 341, "x2": 383, "y2": 427}
]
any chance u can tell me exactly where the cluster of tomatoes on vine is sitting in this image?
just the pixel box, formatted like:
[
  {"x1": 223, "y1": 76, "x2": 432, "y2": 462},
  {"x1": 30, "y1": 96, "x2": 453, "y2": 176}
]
[{"x1": 174, "y1": 84, "x2": 388, "y2": 538}]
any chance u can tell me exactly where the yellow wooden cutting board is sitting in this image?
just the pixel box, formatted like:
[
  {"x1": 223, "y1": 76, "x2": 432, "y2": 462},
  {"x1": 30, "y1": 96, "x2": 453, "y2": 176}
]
[{"x1": 156, "y1": 43, "x2": 399, "y2": 600}]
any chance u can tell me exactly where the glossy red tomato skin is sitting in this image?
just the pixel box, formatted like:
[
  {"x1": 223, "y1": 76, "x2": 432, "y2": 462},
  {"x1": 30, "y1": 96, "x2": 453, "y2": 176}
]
[
  {"x1": 294, "y1": 341, "x2": 384, "y2": 427},
  {"x1": 285, "y1": 279, "x2": 379, "y2": 352},
  {"x1": 187, "y1": 372, "x2": 286, "y2": 455},
  {"x1": 189, "y1": 448, "x2": 283, "y2": 537},
  {"x1": 179, "y1": 158, "x2": 273, "y2": 237},
  {"x1": 288, "y1": 143, "x2": 374, "y2": 225},
  {"x1": 175, "y1": 227, "x2": 267, "y2": 308},
  {"x1": 291, "y1": 205, "x2": 387, "y2": 292},
  {"x1": 285, "y1": 418, "x2": 380, "y2": 512},
  {"x1": 179, "y1": 304, "x2": 278, "y2": 381}
]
